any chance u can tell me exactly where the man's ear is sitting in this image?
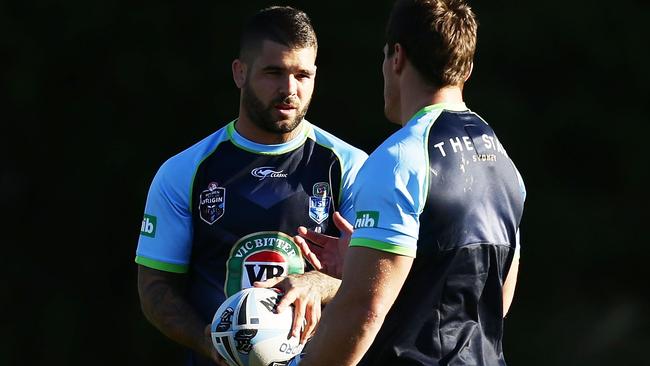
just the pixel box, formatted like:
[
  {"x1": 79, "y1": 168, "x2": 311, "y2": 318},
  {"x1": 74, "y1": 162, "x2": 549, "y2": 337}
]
[
  {"x1": 464, "y1": 62, "x2": 474, "y2": 82},
  {"x1": 392, "y1": 43, "x2": 406, "y2": 74},
  {"x1": 232, "y1": 59, "x2": 247, "y2": 88}
]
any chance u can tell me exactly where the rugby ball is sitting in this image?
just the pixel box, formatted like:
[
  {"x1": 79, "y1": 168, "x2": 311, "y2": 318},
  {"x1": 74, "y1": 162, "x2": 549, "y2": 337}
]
[{"x1": 211, "y1": 287, "x2": 303, "y2": 366}]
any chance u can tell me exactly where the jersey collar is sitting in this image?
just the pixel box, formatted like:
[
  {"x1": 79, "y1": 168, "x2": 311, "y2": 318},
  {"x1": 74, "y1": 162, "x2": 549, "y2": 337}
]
[
  {"x1": 226, "y1": 120, "x2": 312, "y2": 155},
  {"x1": 409, "y1": 102, "x2": 468, "y2": 123}
]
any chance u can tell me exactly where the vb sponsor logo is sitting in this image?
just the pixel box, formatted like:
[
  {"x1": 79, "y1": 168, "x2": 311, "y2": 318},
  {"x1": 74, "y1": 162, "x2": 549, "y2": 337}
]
[
  {"x1": 354, "y1": 211, "x2": 379, "y2": 229},
  {"x1": 243, "y1": 251, "x2": 288, "y2": 286},
  {"x1": 140, "y1": 214, "x2": 157, "y2": 238},
  {"x1": 225, "y1": 231, "x2": 305, "y2": 296}
]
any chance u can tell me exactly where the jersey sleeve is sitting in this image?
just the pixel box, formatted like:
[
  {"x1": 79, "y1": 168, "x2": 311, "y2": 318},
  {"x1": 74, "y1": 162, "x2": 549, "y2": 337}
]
[
  {"x1": 308, "y1": 122, "x2": 369, "y2": 224},
  {"x1": 337, "y1": 149, "x2": 368, "y2": 224},
  {"x1": 349, "y1": 127, "x2": 430, "y2": 258},
  {"x1": 135, "y1": 156, "x2": 194, "y2": 273}
]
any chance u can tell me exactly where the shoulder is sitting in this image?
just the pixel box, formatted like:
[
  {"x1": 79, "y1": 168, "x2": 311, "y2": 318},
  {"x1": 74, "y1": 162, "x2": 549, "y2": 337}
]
[
  {"x1": 368, "y1": 117, "x2": 432, "y2": 175},
  {"x1": 153, "y1": 125, "x2": 230, "y2": 189},
  {"x1": 307, "y1": 121, "x2": 368, "y2": 163},
  {"x1": 353, "y1": 116, "x2": 432, "y2": 213}
]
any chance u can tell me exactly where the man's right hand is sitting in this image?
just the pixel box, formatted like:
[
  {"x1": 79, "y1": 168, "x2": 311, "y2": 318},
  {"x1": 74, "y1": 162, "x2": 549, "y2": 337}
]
[{"x1": 294, "y1": 211, "x2": 353, "y2": 279}]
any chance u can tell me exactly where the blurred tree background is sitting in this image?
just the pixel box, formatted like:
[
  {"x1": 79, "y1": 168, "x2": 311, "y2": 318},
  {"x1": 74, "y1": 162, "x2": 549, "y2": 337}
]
[{"x1": 2, "y1": 0, "x2": 649, "y2": 365}]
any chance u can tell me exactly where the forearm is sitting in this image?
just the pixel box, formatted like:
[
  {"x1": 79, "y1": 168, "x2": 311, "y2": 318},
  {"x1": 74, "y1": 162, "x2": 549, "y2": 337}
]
[
  {"x1": 502, "y1": 253, "x2": 520, "y2": 317},
  {"x1": 300, "y1": 293, "x2": 385, "y2": 366},
  {"x1": 299, "y1": 248, "x2": 412, "y2": 366},
  {"x1": 138, "y1": 268, "x2": 214, "y2": 360},
  {"x1": 302, "y1": 270, "x2": 340, "y2": 304}
]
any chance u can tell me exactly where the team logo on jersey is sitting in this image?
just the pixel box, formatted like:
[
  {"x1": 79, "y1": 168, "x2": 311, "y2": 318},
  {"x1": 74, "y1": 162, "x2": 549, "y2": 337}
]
[
  {"x1": 309, "y1": 196, "x2": 331, "y2": 224},
  {"x1": 251, "y1": 166, "x2": 288, "y2": 180},
  {"x1": 140, "y1": 214, "x2": 157, "y2": 238},
  {"x1": 225, "y1": 231, "x2": 304, "y2": 296},
  {"x1": 199, "y1": 182, "x2": 225, "y2": 225},
  {"x1": 354, "y1": 211, "x2": 379, "y2": 228},
  {"x1": 312, "y1": 182, "x2": 330, "y2": 196},
  {"x1": 309, "y1": 182, "x2": 331, "y2": 224}
]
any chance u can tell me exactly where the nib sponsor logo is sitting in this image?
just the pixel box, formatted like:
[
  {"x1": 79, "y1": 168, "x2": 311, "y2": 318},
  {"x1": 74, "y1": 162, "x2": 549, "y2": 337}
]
[
  {"x1": 354, "y1": 211, "x2": 379, "y2": 229},
  {"x1": 243, "y1": 251, "x2": 287, "y2": 288},
  {"x1": 140, "y1": 214, "x2": 157, "y2": 237}
]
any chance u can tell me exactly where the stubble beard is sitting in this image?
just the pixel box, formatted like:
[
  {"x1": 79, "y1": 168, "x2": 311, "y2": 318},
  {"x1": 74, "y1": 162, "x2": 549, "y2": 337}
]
[{"x1": 242, "y1": 83, "x2": 310, "y2": 134}]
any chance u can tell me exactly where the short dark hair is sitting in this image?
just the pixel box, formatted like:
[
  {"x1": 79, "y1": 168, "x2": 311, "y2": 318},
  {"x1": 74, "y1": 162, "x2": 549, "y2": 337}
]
[
  {"x1": 386, "y1": 0, "x2": 477, "y2": 87},
  {"x1": 239, "y1": 6, "x2": 318, "y2": 62}
]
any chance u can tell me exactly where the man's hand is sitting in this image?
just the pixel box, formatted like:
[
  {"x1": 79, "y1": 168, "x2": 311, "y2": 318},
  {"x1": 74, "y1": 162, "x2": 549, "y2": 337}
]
[
  {"x1": 254, "y1": 272, "x2": 341, "y2": 345},
  {"x1": 294, "y1": 211, "x2": 353, "y2": 279}
]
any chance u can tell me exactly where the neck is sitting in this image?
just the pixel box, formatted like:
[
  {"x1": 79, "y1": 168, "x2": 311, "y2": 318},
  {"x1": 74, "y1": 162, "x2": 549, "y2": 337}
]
[
  {"x1": 398, "y1": 66, "x2": 465, "y2": 125},
  {"x1": 399, "y1": 86, "x2": 464, "y2": 125},
  {"x1": 235, "y1": 110, "x2": 303, "y2": 144}
]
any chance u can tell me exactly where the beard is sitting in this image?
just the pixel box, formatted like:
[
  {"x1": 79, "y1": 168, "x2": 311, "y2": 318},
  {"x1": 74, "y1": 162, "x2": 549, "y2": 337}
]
[{"x1": 242, "y1": 83, "x2": 310, "y2": 134}]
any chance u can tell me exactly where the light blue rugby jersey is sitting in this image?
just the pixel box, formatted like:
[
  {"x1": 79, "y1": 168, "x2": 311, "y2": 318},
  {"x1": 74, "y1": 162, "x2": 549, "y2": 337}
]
[
  {"x1": 137, "y1": 119, "x2": 367, "y2": 366},
  {"x1": 137, "y1": 119, "x2": 367, "y2": 273},
  {"x1": 349, "y1": 102, "x2": 526, "y2": 256},
  {"x1": 350, "y1": 102, "x2": 526, "y2": 366}
]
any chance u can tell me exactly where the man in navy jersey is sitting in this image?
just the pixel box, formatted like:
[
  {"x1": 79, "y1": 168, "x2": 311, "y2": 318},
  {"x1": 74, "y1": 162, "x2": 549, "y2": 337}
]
[
  {"x1": 262, "y1": 1, "x2": 526, "y2": 365},
  {"x1": 134, "y1": 6, "x2": 367, "y2": 365}
]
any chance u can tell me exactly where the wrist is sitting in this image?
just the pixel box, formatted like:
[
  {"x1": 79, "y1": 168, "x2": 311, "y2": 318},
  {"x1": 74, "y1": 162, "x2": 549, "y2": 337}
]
[{"x1": 306, "y1": 271, "x2": 340, "y2": 303}]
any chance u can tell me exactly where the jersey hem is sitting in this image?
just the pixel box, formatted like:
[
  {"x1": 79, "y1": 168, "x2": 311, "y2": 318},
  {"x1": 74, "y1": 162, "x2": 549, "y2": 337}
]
[
  {"x1": 135, "y1": 255, "x2": 189, "y2": 273},
  {"x1": 349, "y1": 238, "x2": 416, "y2": 257}
]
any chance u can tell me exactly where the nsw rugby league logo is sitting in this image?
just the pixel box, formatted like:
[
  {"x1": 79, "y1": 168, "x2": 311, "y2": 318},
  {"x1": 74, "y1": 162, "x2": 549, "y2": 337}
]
[
  {"x1": 309, "y1": 182, "x2": 331, "y2": 225},
  {"x1": 199, "y1": 182, "x2": 225, "y2": 225},
  {"x1": 225, "y1": 231, "x2": 305, "y2": 296}
]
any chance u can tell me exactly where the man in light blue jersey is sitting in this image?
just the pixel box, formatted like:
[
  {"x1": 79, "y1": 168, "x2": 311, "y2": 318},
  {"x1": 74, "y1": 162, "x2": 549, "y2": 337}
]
[
  {"x1": 260, "y1": 1, "x2": 526, "y2": 365},
  {"x1": 135, "y1": 6, "x2": 367, "y2": 366}
]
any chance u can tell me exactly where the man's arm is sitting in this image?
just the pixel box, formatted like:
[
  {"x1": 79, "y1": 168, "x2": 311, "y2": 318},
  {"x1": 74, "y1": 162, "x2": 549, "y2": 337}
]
[
  {"x1": 298, "y1": 247, "x2": 413, "y2": 366},
  {"x1": 137, "y1": 265, "x2": 222, "y2": 364},
  {"x1": 502, "y1": 252, "x2": 519, "y2": 317}
]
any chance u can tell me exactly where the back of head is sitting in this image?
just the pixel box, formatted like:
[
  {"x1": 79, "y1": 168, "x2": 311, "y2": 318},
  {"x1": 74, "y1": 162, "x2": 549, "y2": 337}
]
[
  {"x1": 239, "y1": 6, "x2": 318, "y2": 63},
  {"x1": 386, "y1": 0, "x2": 477, "y2": 88}
]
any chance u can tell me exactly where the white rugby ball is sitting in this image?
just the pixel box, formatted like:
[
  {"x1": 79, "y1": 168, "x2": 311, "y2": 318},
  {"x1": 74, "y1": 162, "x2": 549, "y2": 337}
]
[{"x1": 211, "y1": 287, "x2": 303, "y2": 366}]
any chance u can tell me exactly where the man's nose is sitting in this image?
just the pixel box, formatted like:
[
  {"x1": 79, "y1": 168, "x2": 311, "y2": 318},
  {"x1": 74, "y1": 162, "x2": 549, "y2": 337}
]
[{"x1": 279, "y1": 74, "x2": 298, "y2": 96}]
